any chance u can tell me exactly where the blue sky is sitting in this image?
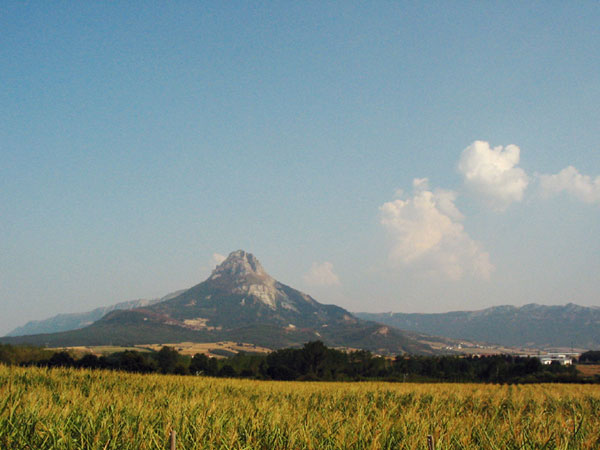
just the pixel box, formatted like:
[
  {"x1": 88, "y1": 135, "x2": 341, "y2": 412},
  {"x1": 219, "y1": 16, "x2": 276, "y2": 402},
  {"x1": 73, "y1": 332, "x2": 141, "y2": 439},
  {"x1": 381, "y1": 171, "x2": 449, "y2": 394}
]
[{"x1": 1, "y1": 2, "x2": 599, "y2": 335}]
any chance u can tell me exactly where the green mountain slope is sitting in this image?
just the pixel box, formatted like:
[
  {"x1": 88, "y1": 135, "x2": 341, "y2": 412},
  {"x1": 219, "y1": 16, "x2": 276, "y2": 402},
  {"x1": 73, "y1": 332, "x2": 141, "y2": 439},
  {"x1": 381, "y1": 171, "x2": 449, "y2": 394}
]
[{"x1": 5, "y1": 291, "x2": 184, "y2": 337}]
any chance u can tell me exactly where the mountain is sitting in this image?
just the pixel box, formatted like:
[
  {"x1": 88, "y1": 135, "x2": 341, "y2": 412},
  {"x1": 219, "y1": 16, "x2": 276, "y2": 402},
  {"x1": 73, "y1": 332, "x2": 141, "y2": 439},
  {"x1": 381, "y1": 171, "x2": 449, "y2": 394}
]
[
  {"x1": 1, "y1": 251, "x2": 436, "y2": 354},
  {"x1": 5, "y1": 291, "x2": 184, "y2": 337},
  {"x1": 356, "y1": 303, "x2": 600, "y2": 349}
]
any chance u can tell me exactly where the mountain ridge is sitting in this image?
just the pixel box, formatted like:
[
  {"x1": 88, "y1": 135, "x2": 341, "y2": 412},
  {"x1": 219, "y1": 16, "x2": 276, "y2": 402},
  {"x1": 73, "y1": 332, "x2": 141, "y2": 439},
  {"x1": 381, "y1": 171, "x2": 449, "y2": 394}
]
[
  {"x1": 356, "y1": 303, "x2": 600, "y2": 349},
  {"x1": 5, "y1": 290, "x2": 185, "y2": 337}
]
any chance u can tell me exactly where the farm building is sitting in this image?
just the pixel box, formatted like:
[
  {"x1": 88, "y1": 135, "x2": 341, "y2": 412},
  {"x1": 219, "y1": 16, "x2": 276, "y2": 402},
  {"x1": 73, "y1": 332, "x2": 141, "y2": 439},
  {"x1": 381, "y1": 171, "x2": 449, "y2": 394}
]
[{"x1": 538, "y1": 354, "x2": 573, "y2": 365}]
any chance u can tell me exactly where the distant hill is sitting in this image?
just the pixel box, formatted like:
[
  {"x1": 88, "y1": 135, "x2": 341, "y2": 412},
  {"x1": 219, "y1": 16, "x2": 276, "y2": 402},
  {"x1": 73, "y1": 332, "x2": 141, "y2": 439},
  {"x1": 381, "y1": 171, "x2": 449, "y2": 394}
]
[
  {"x1": 1, "y1": 251, "x2": 439, "y2": 354},
  {"x1": 356, "y1": 303, "x2": 600, "y2": 349},
  {"x1": 5, "y1": 291, "x2": 184, "y2": 337}
]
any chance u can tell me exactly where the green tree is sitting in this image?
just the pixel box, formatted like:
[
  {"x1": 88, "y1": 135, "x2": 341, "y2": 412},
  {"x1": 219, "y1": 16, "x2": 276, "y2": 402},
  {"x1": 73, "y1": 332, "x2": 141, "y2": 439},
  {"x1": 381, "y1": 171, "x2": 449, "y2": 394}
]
[
  {"x1": 190, "y1": 353, "x2": 210, "y2": 375},
  {"x1": 156, "y1": 346, "x2": 179, "y2": 374}
]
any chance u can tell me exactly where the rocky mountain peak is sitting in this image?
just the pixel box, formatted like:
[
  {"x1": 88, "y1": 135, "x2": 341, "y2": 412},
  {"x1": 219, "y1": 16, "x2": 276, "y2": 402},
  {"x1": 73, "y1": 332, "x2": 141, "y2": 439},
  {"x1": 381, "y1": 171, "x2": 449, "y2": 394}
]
[
  {"x1": 208, "y1": 250, "x2": 285, "y2": 308},
  {"x1": 211, "y1": 250, "x2": 269, "y2": 280}
]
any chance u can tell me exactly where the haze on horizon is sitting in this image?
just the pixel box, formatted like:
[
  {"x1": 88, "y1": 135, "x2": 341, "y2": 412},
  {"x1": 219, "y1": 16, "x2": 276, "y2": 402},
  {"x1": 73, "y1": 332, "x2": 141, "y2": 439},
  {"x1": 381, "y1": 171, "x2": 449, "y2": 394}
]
[{"x1": 1, "y1": 2, "x2": 599, "y2": 336}]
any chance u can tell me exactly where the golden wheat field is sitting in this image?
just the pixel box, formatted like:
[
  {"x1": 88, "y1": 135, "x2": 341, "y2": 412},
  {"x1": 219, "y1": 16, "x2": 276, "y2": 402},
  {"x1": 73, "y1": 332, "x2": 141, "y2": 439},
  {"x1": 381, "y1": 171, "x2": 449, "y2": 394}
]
[{"x1": 1, "y1": 364, "x2": 599, "y2": 449}]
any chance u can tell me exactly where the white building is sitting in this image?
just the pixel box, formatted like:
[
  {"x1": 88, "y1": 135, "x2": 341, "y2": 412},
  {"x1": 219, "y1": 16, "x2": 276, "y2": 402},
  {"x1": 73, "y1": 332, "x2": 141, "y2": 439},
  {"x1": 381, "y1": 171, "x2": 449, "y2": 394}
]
[{"x1": 538, "y1": 354, "x2": 573, "y2": 365}]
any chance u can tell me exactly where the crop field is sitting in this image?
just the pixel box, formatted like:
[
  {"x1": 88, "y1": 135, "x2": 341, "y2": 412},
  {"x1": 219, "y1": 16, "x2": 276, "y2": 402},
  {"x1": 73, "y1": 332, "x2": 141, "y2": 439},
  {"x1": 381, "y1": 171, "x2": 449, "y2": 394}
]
[
  {"x1": 576, "y1": 365, "x2": 600, "y2": 378},
  {"x1": 49, "y1": 341, "x2": 272, "y2": 358},
  {"x1": 140, "y1": 341, "x2": 272, "y2": 358},
  {"x1": 1, "y1": 365, "x2": 599, "y2": 449}
]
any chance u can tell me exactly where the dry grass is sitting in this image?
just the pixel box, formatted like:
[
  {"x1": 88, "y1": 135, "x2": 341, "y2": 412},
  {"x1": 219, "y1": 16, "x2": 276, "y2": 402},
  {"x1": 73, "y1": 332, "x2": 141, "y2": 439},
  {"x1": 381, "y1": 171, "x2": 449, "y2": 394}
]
[
  {"x1": 51, "y1": 341, "x2": 272, "y2": 358},
  {"x1": 576, "y1": 364, "x2": 600, "y2": 378},
  {"x1": 140, "y1": 341, "x2": 272, "y2": 357},
  {"x1": 2, "y1": 364, "x2": 600, "y2": 449}
]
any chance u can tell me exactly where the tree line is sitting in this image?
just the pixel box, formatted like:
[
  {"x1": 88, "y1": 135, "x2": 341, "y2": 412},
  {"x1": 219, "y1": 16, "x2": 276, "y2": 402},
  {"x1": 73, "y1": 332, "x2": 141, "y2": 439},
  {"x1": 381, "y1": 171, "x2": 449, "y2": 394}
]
[{"x1": 1, "y1": 342, "x2": 597, "y2": 383}]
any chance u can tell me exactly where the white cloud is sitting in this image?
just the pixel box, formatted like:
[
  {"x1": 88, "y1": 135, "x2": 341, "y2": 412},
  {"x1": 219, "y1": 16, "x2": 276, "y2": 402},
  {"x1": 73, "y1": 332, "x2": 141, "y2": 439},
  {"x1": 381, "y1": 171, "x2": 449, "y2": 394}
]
[
  {"x1": 539, "y1": 166, "x2": 600, "y2": 204},
  {"x1": 303, "y1": 262, "x2": 341, "y2": 286},
  {"x1": 211, "y1": 253, "x2": 226, "y2": 268},
  {"x1": 458, "y1": 140, "x2": 529, "y2": 211},
  {"x1": 380, "y1": 179, "x2": 493, "y2": 280}
]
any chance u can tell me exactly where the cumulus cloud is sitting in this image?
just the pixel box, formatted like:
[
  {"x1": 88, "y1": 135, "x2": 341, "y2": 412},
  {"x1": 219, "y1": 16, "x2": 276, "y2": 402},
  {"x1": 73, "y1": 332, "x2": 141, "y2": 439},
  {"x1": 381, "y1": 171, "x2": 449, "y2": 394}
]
[
  {"x1": 539, "y1": 166, "x2": 600, "y2": 204},
  {"x1": 458, "y1": 140, "x2": 529, "y2": 211},
  {"x1": 303, "y1": 262, "x2": 341, "y2": 286},
  {"x1": 211, "y1": 253, "x2": 226, "y2": 268},
  {"x1": 380, "y1": 179, "x2": 493, "y2": 280}
]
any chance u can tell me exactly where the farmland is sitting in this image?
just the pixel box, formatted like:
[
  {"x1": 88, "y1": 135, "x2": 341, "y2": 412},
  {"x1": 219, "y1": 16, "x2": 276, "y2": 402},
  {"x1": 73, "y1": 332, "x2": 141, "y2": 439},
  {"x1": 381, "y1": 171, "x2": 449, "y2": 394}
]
[
  {"x1": 576, "y1": 364, "x2": 600, "y2": 378},
  {"x1": 2, "y1": 365, "x2": 600, "y2": 449},
  {"x1": 49, "y1": 341, "x2": 272, "y2": 359}
]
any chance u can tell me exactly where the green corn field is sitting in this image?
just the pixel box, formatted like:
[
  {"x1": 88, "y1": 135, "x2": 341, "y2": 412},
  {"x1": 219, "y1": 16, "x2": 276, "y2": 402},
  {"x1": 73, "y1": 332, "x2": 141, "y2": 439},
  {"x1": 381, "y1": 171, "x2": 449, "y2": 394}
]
[{"x1": 1, "y1": 364, "x2": 599, "y2": 449}]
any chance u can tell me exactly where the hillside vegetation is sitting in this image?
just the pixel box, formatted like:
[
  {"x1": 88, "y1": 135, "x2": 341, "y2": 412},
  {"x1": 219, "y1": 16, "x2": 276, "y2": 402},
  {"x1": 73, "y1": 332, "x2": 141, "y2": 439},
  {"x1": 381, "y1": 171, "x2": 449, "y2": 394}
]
[{"x1": 1, "y1": 342, "x2": 586, "y2": 384}]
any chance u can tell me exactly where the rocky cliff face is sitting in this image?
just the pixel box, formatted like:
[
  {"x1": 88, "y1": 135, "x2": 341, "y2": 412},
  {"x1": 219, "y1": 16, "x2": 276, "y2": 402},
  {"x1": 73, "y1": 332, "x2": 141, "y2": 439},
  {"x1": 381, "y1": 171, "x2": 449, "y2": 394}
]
[
  {"x1": 211, "y1": 250, "x2": 268, "y2": 280},
  {"x1": 205, "y1": 250, "x2": 301, "y2": 311}
]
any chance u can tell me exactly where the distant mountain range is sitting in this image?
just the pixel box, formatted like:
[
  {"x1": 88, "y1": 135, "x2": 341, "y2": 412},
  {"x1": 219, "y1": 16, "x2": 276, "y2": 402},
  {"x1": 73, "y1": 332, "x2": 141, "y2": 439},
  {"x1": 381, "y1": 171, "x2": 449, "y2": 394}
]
[
  {"x1": 1, "y1": 251, "x2": 437, "y2": 354},
  {"x1": 6, "y1": 251, "x2": 598, "y2": 352},
  {"x1": 6, "y1": 291, "x2": 184, "y2": 337},
  {"x1": 356, "y1": 303, "x2": 600, "y2": 350}
]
